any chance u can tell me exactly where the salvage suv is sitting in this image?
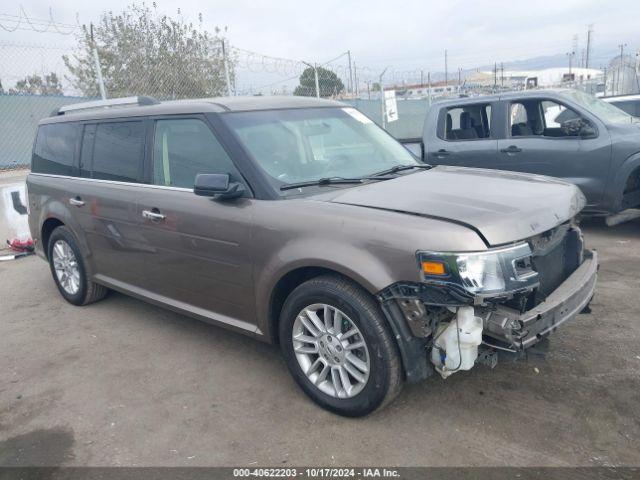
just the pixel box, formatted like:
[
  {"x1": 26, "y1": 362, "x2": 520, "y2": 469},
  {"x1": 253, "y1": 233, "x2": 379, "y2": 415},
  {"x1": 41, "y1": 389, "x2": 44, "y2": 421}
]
[{"x1": 27, "y1": 96, "x2": 598, "y2": 416}]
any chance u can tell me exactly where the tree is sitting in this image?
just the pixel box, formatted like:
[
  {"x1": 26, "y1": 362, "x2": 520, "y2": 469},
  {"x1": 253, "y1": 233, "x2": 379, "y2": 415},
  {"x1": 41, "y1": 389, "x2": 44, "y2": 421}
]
[
  {"x1": 371, "y1": 82, "x2": 381, "y2": 92},
  {"x1": 294, "y1": 66, "x2": 344, "y2": 98},
  {"x1": 9, "y1": 73, "x2": 63, "y2": 95},
  {"x1": 63, "y1": 4, "x2": 231, "y2": 99}
]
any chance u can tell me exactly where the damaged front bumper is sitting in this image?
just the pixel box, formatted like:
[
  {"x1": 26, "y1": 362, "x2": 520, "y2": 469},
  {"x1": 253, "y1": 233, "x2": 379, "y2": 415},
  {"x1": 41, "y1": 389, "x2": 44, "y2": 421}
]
[
  {"x1": 378, "y1": 249, "x2": 598, "y2": 382},
  {"x1": 483, "y1": 249, "x2": 598, "y2": 350}
]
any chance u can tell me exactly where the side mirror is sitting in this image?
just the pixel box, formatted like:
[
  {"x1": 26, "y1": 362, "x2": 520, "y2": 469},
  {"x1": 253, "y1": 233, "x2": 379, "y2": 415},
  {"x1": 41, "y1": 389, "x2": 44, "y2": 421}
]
[
  {"x1": 194, "y1": 173, "x2": 245, "y2": 200},
  {"x1": 579, "y1": 122, "x2": 597, "y2": 139},
  {"x1": 561, "y1": 118, "x2": 596, "y2": 138}
]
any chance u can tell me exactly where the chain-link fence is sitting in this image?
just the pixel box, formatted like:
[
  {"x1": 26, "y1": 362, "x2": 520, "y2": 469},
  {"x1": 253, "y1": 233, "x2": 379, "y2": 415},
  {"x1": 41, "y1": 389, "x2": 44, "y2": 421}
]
[
  {"x1": 1, "y1": 38, "x2": 638, "y2": 171},
  {"x1": 0, "y1": 41, "x2": 382, "y2": 170}
]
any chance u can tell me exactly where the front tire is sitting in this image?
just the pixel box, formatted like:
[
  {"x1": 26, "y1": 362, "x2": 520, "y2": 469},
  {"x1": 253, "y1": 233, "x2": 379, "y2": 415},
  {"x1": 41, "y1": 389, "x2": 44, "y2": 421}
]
[
  {"x1": 279, "y1": 275, "x2": 403, "y2": 417},
  {"x1": 47, "y1": 226, "x2": 108, "y2": 306}
]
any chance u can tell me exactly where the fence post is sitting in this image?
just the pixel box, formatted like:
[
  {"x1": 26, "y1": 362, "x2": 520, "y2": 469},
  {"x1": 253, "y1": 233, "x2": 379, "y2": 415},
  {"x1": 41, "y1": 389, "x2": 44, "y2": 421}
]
[
  {"x1": 90, "y1": 23, "x2": 107, "y2": 99},
  {"x1": 314, "y1": 63, "x2": 320, "y2": 99},
  {"x1": 221, "y1": 39, "x2": 233, "y2": 96},
  {"x1": 92, "y1": 48, "x2": 107, "y2": 100}
]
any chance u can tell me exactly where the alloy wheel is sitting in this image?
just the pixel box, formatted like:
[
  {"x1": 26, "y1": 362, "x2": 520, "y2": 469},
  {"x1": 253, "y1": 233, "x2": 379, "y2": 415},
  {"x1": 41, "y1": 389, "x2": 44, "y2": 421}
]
[{"x1": 292, "y1": 303, "x2": 370, "y2": 399}]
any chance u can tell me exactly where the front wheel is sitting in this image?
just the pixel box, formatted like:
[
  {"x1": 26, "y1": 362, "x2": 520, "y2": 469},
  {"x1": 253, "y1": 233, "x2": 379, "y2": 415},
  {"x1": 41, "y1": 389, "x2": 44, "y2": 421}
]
[{"x1": 279, "y1": 275, "x2": 403, "y2": 417}]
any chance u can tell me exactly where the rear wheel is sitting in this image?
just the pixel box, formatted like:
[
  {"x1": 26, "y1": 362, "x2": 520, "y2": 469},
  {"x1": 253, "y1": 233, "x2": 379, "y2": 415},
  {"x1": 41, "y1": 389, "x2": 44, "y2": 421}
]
[
  {"x1": 279, "y1": 275, "x2": 402, "y2": 417},
  {"x1": 47, "y1": 226, "x2": 108, "y2": 306}
]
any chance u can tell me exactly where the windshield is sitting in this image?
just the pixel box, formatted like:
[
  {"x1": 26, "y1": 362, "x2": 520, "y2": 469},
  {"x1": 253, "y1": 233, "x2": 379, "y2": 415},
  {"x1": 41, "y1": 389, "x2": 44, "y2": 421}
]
[
  {"x1": 222, "y1": 107, "x2": 419, "y2": 192},
  {"x1": 562, "y1": 90, "x2": 634, "y2": 124}
]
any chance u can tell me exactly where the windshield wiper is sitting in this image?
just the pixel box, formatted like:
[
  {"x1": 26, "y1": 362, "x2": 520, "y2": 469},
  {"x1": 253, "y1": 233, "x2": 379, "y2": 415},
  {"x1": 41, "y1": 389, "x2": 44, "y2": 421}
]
[
  {"x1": 280, "y1": 175, "x2": 396, "y2": 191},
  {"x1": 371, "y1": 163, "x2": 432, "y2": 177},
  {"x1": 280, "y1": 177, "x2": 365, "y2": 191}
]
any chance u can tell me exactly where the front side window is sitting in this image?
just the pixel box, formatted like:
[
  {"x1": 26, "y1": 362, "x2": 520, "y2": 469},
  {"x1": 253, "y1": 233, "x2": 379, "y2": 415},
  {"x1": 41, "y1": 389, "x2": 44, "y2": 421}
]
[
  {"x1": 443, "y1": 104, "x2": 491, "y2": 140},
  {"x1": 32, "y1": 123, "x2": 79, "y2": 176},
  {"x1": 222, "y1": 107, "x2": 418, "y2": 193},
  {"x1": 510, "y1": 99, "x2": 594, "y2": 138},
  {"x1": 152, "y1": 118, "x2": 241, "y2": 189},
  {"x1": 92, "y1": 121, "x2": 145, "y2": 182}
]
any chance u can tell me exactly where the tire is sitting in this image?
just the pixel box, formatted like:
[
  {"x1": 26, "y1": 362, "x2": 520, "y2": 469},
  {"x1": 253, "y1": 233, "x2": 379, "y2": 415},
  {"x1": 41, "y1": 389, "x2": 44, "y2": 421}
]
[
  {"x1": 279, "y1": 274, "x2": 403, "y2": 417},
  {"x1": 47, "y1": 226, "x2": 108, "y2": 306}
]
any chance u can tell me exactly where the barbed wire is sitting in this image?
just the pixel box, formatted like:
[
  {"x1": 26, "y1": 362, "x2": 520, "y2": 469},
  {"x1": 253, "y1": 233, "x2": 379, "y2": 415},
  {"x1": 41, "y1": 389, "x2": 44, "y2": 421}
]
[{"x1": 0, "y1": 6, "x2": 79, "y2": 35}]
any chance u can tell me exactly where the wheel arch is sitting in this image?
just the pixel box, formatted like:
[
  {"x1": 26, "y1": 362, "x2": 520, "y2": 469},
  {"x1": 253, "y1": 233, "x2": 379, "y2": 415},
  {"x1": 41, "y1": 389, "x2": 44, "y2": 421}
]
[
  {"x1": 267, "y1": 266, "x2": 372, "y2": 345},
  {"x1": 612, "y1": 152, "x2": 640, "y2": 210},
  {"x1": 41, "y1": 217, "x2": 65, "y2": 260}
]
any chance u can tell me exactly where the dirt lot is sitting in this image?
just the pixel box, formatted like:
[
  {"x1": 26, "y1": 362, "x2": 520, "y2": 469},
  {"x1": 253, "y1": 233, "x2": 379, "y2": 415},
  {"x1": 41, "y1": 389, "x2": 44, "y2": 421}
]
[{"x1": 0, "y1": 218, "x2": 639, "y2": 467}]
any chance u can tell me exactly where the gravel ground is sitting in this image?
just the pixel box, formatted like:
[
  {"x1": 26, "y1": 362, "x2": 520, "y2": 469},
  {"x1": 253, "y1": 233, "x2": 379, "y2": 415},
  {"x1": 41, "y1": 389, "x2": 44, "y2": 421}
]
[{"x1": 0, "y1": 218, "x2": 639, "y2": 467}]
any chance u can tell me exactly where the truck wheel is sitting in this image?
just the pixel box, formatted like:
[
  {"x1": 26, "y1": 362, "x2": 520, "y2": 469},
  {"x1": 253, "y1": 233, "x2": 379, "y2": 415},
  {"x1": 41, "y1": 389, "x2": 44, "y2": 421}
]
[
  {"x1": 279, "y1": 275, "x2": 403, "y2": 417},
  {"x1": 47, "y1": 226, "x2": 108, "y2": 306}
]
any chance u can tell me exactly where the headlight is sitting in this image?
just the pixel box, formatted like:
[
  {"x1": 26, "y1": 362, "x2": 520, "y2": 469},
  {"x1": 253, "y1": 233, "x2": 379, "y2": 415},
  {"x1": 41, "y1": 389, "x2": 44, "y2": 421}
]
[{"x1": 417, "y1": 243, "x2": 538, "y2": 298}]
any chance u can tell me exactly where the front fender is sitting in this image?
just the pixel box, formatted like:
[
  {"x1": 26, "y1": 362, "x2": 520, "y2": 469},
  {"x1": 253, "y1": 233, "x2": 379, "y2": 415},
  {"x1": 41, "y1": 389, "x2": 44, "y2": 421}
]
[{"x1": 254, "y1": 238, "x2": 399, "y2": 338}]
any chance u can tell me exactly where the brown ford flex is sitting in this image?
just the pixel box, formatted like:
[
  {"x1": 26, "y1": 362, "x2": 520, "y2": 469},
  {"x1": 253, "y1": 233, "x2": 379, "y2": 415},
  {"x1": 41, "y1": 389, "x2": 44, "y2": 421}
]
[{"x1": 27, "y1": 96, "x2": 598, "y2": 416}]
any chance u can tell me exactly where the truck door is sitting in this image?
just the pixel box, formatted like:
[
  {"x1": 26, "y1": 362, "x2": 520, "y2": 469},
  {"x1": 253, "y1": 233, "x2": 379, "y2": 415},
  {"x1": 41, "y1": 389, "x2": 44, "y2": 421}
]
[
  {"x1": 424, "y1": 101, "x2": 499, "y2": 168},
  {"x1": 496, "y1": 98, "x2": 611, "y2": 208}
]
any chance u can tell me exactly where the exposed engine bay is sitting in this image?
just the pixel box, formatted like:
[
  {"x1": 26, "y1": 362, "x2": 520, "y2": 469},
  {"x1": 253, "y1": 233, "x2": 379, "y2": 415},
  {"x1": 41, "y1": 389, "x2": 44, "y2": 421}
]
[{"x1": 378, "y1": 222, "x2": 598, "y2": 381}]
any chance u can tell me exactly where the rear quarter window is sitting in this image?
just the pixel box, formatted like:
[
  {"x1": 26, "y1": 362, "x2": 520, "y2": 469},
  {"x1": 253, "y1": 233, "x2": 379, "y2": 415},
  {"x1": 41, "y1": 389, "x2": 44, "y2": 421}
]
[{"x1": 32, "y1": 123, "x2": 79, "y2": 175}]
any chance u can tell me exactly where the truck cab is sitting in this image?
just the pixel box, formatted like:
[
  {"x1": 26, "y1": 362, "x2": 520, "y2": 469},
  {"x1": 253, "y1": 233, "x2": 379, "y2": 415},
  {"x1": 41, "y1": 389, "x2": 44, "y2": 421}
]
[{"x1": 421, "y1": 89, "x2": 640, "y2": 217}]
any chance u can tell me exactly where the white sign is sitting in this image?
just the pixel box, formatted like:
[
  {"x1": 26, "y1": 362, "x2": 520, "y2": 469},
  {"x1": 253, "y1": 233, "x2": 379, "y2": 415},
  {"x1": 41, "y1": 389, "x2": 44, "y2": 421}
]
[{"x1": 384, "y1": 90, "x2": 398, "y2": 123}]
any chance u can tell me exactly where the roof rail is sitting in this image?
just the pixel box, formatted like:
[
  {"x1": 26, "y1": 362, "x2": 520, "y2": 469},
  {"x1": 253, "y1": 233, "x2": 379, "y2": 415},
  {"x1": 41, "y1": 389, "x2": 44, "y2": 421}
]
[{"x1": 56, "y1": 96, "x2": 160, "y2": 115}]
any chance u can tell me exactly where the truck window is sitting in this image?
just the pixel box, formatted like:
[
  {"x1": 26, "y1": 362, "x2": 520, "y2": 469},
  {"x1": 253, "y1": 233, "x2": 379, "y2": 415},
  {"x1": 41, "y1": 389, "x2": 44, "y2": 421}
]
[
  {"x1": 152, "y1": 118, "x2": 241, "y2": 189},
  {"x1": 442, "y1": 104, "x2": 491, "y2": 140},
  {"x1": 32, "y1": 123, "x2": 79, "y2": 176},
  {"x1": 510, "y1": 99, "x2": 591, "y2": 138},
  {"x1": 92, "y1": 121, "x2": 145, "y2": 183}
]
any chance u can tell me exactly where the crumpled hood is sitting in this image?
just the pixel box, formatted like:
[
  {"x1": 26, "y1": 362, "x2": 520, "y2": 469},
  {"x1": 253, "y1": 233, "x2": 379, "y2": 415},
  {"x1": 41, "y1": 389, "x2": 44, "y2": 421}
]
[{"x1": 325, "y1": 166, "x2": 586, "y2": 246}]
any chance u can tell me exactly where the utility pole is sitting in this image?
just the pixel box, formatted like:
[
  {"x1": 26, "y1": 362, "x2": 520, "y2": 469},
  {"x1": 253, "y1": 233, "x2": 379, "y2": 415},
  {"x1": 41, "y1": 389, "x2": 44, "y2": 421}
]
[
  {"x1": 500, "y1": 62, "x2": 504, "y2": 87},
  {"x1": 90, "y1": 23, "x2": 107, "y2": 100},
  {"x1": 603, "y1": 66, "x2": 607, "y2": 96},
  {"x1": 366, "y1": 80, "x2": 371, "y2": 100},
  {"x1": 458, "y1": 68, "x2": 461, "y2": 93},
  {"x1": 427, "y1": 71, "x2": 431, "y2": 105},
  {"x1": 221, "y1": 39, "x2": 233, "y2": 96},
  {"x1": 493, "y1": 62, "x2": 497, "y2": 91},
  {"x1": 567, "y1": 51, "x2": 574, "y2": 75},
  {"x1": 347, "y1": 50, "x2": 353, "y2": 96},
  {"x1": 353, "y1": 62, "x2": 358, "y2": 96},
  {"x1": 420, "y1": 69, "x2": 424, "y2": 87},
  {"x1": 444, "y1": 49, "x2": 448, "y2": 87},
  {"x1": 618, "y1": 43, "x2": 627, "y2": 94},
  {"x1": 585, "y1": 24, "x2": 593, "y2": 69}
]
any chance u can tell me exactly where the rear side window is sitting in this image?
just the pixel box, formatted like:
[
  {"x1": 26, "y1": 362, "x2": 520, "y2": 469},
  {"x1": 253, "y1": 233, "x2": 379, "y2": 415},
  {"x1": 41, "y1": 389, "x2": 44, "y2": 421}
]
[
  {"x1": 442, "y1": 104, "x2": 491, "y2": 140},
  {"x1": 32, "y1": 123, "x2": 79, "y2": 175},
  {"x1": 92, "y1": 121, "x2": 145, "y2": 182}
]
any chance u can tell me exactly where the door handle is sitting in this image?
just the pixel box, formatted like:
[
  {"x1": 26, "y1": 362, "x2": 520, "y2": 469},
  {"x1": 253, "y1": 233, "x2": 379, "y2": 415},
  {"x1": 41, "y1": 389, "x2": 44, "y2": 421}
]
[
  {"x1": 434, "y1": 149, "x2": 450, "y2": 158},
  {"x1": 69, "y1": 196, "x2": 85, "y2": 207},
  {"x1": 500, "y1": 145, "x2": 523, "y2": 154},
  {"x1": 142, "y1": 209, "x2": 166, "y2": 221}
]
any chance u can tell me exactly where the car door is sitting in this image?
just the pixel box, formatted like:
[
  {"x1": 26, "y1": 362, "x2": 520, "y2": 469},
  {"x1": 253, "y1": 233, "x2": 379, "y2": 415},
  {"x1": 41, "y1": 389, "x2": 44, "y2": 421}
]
[
  {"x1": 496, "y1": 97, "x2": 611, "y2": 207},
  {"x1": 69, "y1": 119, "x2": 148, "y2": 287},
  {"x1": 135, "y1": 115, "x2": 257, "y2": 334},
  {"x1": 425, "y1": 101, "x2": 499, "y2": 167}
]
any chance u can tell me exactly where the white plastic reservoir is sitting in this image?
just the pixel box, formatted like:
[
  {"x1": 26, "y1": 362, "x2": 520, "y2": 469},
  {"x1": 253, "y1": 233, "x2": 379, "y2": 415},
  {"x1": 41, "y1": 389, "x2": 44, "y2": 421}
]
[{"x1": 431, "y1": 306, "x2": 483, "y2": 378}]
